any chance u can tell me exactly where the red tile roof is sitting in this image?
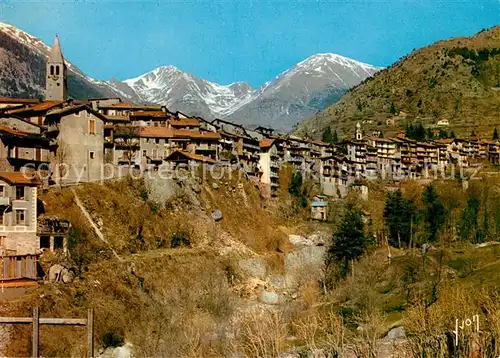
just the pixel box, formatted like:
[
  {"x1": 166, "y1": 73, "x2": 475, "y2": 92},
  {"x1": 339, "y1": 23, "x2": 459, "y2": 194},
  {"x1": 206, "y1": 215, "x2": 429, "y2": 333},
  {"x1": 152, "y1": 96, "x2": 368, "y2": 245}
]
[
  {"x1": 0, "y1": 98, "x2": 41, "y2": 104},
  {"x1": 189, "y1": 131, "x2": 221, "y2": 140},
  {"x1": 0, "y1": 171, "x2": 41, "y2": 186},
  {"x1": 139, "y1": 127, "x2": 174, "y2": 138},
  {"x1": 0, "y1": 126, "x2": 30, "y2": 137},
  {"x1": 165, "y1": 150, "x2": 216, "y2": 164},
  {"x1": 168, "y1": 118, "x2": 201, "y2": 127},
  {"x1": 259, "y1": 139, "x2": 274, "y2": 149},
  {"x1": 7, "y1": 101, "x2": 64, "y2": 115},
  {"x1": 130, "y1": 111, "x2": 168, "y2": 118}
]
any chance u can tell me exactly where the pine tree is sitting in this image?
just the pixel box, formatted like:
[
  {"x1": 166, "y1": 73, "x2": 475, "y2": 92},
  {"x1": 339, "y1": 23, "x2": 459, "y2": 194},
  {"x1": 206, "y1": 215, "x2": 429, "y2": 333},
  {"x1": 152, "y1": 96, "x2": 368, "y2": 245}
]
[
  {"x1": 493, "y1": 127, "x2": 499, "y2": 140},
  {"x1": 332, "y1": 130, "x2": 338, "y2": 144},
  {"x1": 384, "y1": 190, "x2": 416, "y2": 248},
  {"x1": 288, "y1": 171, "x2": 303, "y2": 197},
  {"x1": 422, "y1": 184, "x2": 446, "y2": 242},
  {"x1": 426, "y1": 127, "x2": 433, "y2": 140},
  {"x1": 327, "y1": 204, "x2": 366, "y2": 276},
  {"x1": 460, "y1": 190, "x2": 481, "y2": 243},
  {"x1": 322, "y1": 127, "x2": 333, "y2": 145}
]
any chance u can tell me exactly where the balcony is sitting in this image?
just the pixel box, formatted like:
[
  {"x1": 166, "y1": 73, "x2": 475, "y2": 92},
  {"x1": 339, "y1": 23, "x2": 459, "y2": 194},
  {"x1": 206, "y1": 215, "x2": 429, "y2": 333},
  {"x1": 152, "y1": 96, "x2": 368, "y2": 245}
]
[{"x1": 196, "y1": 144, "x2": 218, "y2": 151}]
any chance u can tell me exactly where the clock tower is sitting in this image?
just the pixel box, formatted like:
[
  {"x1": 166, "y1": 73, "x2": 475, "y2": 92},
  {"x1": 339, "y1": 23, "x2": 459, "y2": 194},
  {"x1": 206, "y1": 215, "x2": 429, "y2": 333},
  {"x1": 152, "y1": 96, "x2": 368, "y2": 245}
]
[{"x1": 45, "y1": 35, "x2": 67, "y2": 101}]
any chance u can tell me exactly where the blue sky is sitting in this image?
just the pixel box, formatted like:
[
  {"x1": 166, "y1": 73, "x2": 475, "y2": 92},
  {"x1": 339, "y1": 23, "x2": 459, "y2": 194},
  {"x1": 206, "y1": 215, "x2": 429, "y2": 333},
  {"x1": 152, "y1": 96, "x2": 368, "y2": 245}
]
[{"x1": 0, "y1": 1, "x2": 498, "y2": 87}]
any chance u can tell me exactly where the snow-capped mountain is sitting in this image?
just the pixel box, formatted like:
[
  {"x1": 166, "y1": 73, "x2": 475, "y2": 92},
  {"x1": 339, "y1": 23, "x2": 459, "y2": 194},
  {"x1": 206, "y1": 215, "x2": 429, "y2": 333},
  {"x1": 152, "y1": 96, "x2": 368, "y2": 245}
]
[
  {"x1": 224, "y1": 53, "x2": 382, "y2": 131},
  {"x1": 0, "y1": 21, "x2": 381, "y2": 131},
  {"x1": 0, "y1": 22, "x2": 141, "y2": 101},
  {"x1": 122, "y1": 66, "x2": 254, "y2": 118}
]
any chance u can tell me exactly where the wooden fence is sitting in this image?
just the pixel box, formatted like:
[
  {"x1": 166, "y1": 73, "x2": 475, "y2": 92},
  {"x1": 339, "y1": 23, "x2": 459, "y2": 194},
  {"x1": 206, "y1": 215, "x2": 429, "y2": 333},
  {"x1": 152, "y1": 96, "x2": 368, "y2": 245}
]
[{"x1": 0, "y1": 307, "x2": 94, "y2": 357}]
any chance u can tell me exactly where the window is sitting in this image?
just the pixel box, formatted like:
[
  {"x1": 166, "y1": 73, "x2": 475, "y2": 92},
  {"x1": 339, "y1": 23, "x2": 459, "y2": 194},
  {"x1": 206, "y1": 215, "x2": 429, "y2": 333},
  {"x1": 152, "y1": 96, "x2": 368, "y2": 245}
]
[
  {"x1": 15, "y1": 210, "x2": 25, "y2": 226},
  {"x1": 89, "y1": 151, "x2": 95, "y2": 159},
  {"x1": 55, "y1": 66, "x2": 60, "y2": 75},
  {"x1": 40, "y1": 236, "x2": 50, "y2": 249},
  {"x1": 54, "y1": 236, "x2": 64, "y2": 249},
  {"x1": 155, "y1": 138, "x2": 160, "y2": 144},
  {"x1": 0, "y1": 186, "x2": 4, "y2": 197},
  {"x1": 142, "y1": 150, "x2": 147, "y2": 157},
  {"x1": 15, "y1": 186, "x2": 25, "y2": 200},
  {"x1": 50, "y1": 65, "x2": 54, "y2": 75},
  {"x1": 89, "y1": 119, "x2": 96, "y2": 135}
]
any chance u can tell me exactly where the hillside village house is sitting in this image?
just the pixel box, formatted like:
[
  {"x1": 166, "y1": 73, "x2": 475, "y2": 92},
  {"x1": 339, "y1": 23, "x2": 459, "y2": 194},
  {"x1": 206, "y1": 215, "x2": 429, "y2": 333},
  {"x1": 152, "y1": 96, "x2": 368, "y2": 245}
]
[
  {"x1": 1, "y1": 33, "x2": 500, "y2": 285},
  {"x1": 0, "y1": 172, "x2": 40, "y2": 256},
  {"x1": 44, "y1": 104, "x2": 105, "y2": 183},
  {"x1": 0, "y1": 116, "x2": 52, "y2": 173},
  {"x1": 259, "y1": 139, "x2": 281, "y2": 197}
]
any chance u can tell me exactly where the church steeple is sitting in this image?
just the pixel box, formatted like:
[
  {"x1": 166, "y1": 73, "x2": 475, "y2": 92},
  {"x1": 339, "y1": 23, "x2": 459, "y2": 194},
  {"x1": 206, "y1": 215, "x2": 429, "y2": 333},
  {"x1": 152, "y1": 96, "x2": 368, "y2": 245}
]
[
  {"x1": 355, "y1": 122, "x2": 362, "y2": 140},
  {"x1": 45, "y1": 35, "x2": 67, "y2": 101}
]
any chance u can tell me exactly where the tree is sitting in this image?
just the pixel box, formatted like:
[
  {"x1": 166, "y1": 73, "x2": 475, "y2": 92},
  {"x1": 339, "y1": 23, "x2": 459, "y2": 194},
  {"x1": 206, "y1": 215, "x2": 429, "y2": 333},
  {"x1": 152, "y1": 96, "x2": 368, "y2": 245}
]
[
  {"x1": 384, "y1": 190, "x2": 416, "y2": 248},
  {"x1": 426, "y1": 127, "x2": 433, "y2": 140},
  {"x1": 422, "y1": 184, "x2": 446, "y2": 242},
  {"x1": 460, "y1": 190, "x2": 481, "y2": 243},
  {"x1": 438, "y1": 129, "x2": 448, "y2": 139},
  {"x1": 493, "y1": 127, "x2": 499, "y2": 140},
  {"x1": 288, "y1": 170, "x2": 303, "y2": 197},
  {"x1": 327, "y1": 203, "x2": 365, "y2": 276},
  {"x1": 322, "y1": 127, "x2": 333, "y2": 145},
  {"x1": 390, "y1": 102, "x2": 398, "y2": 115},
  {"x1": 114, "y1": 126, "x2": 140, "y2": 166},
  {"x1": 332, "y1": 130, "x2": 339, "y2": 145},
  {"x1": 450, "y1": 131, "x2": 457, "y2": 138}
]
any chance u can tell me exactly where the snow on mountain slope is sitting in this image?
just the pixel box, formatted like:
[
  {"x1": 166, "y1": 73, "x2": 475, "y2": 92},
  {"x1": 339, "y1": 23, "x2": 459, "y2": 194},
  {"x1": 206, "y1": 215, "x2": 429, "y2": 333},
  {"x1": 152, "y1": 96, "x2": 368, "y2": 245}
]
[
  {"x1": 224, "y1": 53, "x2": 382, "y2": 131},
  {"x1": 0, "y1": 22, "x2": 141, "y2": 102},
  {"x1": 123, "y1": 66, "x2": 253, "y2": 117},
  {"x1": 0, "y1": 21, "x2": 381, "y2": 131}
]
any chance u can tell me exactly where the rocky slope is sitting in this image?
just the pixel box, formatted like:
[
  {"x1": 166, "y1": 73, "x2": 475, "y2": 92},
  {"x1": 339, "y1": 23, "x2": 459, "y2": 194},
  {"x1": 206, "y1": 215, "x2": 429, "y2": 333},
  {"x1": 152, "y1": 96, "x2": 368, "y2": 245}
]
[{"x1": 296, "y1": 26, "x2": 500, "y2": 139}]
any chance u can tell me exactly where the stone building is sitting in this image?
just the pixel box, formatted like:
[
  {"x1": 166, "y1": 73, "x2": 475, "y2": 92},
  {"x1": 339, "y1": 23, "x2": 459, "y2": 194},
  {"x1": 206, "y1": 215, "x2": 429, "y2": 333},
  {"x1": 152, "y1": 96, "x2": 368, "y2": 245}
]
[
  {"x1": 44, "y1": 104, "x2": 105, "y2": 183},
  {"x1": 0, "y1": 116, "x2": 52, "y2": 172},
  {"x1": 259, "y1": 139, "x2": 281, "y2": 197},
  {"x1": 0, "y1": 172, "x2": 40, "y2": 256}
]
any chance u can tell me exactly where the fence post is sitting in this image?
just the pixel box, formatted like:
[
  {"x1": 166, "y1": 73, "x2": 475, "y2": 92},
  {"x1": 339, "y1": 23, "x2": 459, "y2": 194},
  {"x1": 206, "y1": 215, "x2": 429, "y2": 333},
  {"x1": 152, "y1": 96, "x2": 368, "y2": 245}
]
[
  {"x1": 32, "y1": 307, "x2": 39, "y2": 358},
  {"x1": 87, "y1": 308, "x2": 94, "y2": 358}
]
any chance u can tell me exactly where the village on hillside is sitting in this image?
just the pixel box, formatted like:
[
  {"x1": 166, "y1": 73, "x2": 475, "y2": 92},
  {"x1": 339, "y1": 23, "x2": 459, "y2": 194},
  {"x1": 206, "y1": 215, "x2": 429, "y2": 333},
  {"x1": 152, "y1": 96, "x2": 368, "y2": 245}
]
[{"x1": 0, "y1": 35, "x2": 498, "y2": 286}]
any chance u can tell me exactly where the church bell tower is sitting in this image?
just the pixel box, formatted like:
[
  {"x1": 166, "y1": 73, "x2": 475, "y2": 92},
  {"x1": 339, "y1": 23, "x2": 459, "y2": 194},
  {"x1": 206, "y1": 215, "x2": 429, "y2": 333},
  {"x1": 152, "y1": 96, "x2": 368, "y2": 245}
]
[{"x1": 45, "y1": 35, "x2": 68, "y2": 101}]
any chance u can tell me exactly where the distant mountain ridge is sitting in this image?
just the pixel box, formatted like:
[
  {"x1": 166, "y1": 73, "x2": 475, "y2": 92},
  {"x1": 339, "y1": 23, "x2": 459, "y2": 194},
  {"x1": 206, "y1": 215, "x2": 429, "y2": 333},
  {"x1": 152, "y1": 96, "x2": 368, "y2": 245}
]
[
  {"x1": 296, "y1": 26, "x2": 500, "y2": 139},
  {"x1": 0, "y1": 21, "x2": 381, "y2": 131}
]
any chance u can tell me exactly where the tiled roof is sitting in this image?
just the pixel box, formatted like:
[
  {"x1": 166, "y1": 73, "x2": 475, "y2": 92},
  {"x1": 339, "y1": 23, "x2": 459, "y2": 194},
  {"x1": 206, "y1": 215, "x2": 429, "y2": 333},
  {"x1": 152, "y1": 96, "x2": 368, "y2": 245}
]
[
  {"x1": 169, "y1": 118, "x2": 201, "y2": 127},
  {"x1": 189, "y1": 131, "x2": 221, "y2": 140},
  {"x1": 165, "y1": 150, "x2": 216, "y2": 164},
  {"x1": 139, "y1": 127, "x2": 220, "y2": 140},
  {"x1": 437, "y1": 138, "x2": 454, "y2": 144},
  {"x1": 0, "y1": 98, "x2": 41, "y2": 104},
  {"x1": 0, "y1": 126, "x2": 30, "y2": 137},
  {"x1": 259, "y1": 139, "x2": 274, "y2": 149},
  {"x1": 0, "y1": 171, "x2": 41, "y2": 186},
  {"x1": 139, "y1": 127, "x2": 174, "y2": 138},
  {"x1": 102, "y1": 103, "x2": 162, "y2": 110},
  {"x1": 130, "y1": 111, "x2": 167, "y2": 118},
  {"x1": 8, "y1": 101, "x2": 63, "y2": 114}
]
